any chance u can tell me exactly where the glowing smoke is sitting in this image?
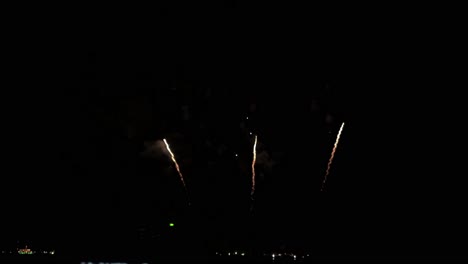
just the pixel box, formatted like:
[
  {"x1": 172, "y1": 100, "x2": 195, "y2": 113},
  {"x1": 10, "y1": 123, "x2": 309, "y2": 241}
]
[
  {"x1": 142, "y1": 140, "x2": 167, "y2": 159},
  {"x1": 321, "y1": 122, "x2": 345, "y2": 191},
  {"x1": 256, "y1": 149, "x2": 275, "y2": 175}
]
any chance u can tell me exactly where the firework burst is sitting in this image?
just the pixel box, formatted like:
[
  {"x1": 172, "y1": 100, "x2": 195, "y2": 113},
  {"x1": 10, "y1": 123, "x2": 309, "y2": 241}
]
[
  {"x1": 163, "y1": 138, "x2": 190, "y2": 204},
  {"x1": 321, "y1": 122, "x2": 345, "y2": 191}
]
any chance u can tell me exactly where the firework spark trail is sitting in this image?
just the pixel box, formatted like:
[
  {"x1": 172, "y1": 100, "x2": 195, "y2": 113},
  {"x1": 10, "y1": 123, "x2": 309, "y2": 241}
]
[
  {"x1": 321, "y1": 122, "x2": 345, "y2": 191},
  {"x1": 163, "y1": 139, "x2": 190, "y2": 204},
  {"x1": 251, "y1": 135, "x2": 258, "y2": 200}
]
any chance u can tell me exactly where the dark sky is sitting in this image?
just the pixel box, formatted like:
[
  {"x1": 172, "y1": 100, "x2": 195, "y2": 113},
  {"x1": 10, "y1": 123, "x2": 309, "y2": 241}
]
[{"x1": 2, "y1": 3, "x2": 466, "y2": 260}]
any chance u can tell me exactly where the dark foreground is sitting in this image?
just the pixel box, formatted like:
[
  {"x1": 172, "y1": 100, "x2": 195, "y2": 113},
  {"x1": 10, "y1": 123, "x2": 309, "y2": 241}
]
[{"x1": 2, "y1": 255, "x2": 468, "y2": 263}]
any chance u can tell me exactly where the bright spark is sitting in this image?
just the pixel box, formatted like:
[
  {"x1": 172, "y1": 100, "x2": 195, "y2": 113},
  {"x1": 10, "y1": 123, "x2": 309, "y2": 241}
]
[
  {"x1": 163, "y1": 139, "x2": 189, "y2": 203},
  {"x1": 251, "y1": 135, "x2": 258, "y2": 200},
  {"x1": 321, "y1": 122, "x2": 345, "y2": 191}
]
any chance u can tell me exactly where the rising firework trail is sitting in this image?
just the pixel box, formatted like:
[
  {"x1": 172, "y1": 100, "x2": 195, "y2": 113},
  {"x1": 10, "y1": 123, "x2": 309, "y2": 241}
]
[
  {"x1": 163, "y1": 138, "x2": 190, "y2": 204},
  {"x1": 321, "y1": 122, "x2": 345, "y2": 191},
  {"x1": 251, "y1": 135, "x2": 258, "y2": 201}
]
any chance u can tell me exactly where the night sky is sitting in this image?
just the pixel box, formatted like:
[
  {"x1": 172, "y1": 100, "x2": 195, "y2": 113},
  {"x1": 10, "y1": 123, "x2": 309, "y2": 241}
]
[{"x1": 2, "y1": 3, "x2": 466, "y2": 260}]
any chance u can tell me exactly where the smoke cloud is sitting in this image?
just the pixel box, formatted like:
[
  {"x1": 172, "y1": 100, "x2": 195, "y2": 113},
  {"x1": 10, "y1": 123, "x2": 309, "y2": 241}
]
[
  {"x1": 141, "y1": 139, "x2": 168, "y2": 159},
  {"x1": 256, "y1": 149, "x2": 274, "y2": 173}
]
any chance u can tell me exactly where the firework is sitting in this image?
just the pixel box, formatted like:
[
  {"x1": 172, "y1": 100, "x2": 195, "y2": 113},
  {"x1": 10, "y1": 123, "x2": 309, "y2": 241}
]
[
  {"x1": 321, "y1": 122, "x2": 345, "y2": 191},
  {"x1": 163, "y1": 138, "x2": 190, "y2": 203},
  {"x1": 251, "y1": 135, "x2": 258, "y2": 200}
]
